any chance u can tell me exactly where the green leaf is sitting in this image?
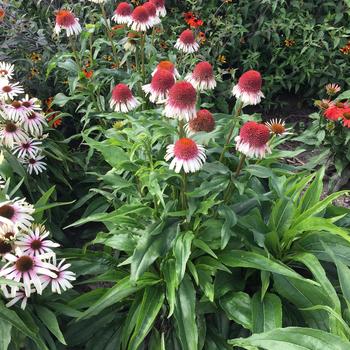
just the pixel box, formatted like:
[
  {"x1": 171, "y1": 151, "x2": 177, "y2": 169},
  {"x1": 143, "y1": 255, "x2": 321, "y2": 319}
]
[
  {"x1": 0, "y1": 301, "x2": 48, "y2": 350},
  {"x1": 268, "y1": 197, "x2": 295, "y2": 237},
  {"x1": 220, "y1": 292, "x2": 252, "y2": 330},
  {"x1": 251, "y1": 292, "x2": 282, "y2": 333},
  {"x1": 131, "y1": 220, "x2": 179, "y2": 281},
  {"x1": 218, "y1": 205, "x2": 237, "y2": 249},
  {"x1": 174, "y1": 232, "x2": 194, "y2": 283},
  {"x1": 35, "y1": 306, "x2": 66, "y2": 345},
  {"x1": 163, "y1": 258, "x2": 177, "y2": 318},
  {"x1": 0, "y1": 319, "x2": 11, "y2": 350},
  {"x1": 79, "y1": 273, "x2": 160, "y2": 320},
  {"x1": 128, "y1": 286, "x2": 165, "y2": 350},
  {"x1": 174, "y1": 275, "x2": 198, "y2": 350},
  {"x1": 219, "y1": 250, "x2": 317, "y2": 285},
  {"x1": 229, "y1": 327, "x2": 350, "y2": 349}
]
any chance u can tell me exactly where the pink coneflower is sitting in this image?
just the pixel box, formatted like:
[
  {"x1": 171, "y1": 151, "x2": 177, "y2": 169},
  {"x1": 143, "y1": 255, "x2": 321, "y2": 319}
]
[
  {"x1": 23, "y1": 154, "x2": 47, "y2": 175},
  {"x1": 325, "y1": 83, "x2": 341, "y2": 96},
  {"x1": 265, "y1": 119, "x2": 291, "y2": 136},
  {"x1": 185, "y1": 61, "x2": 216, "y2": 91},
  {"x1": 2, "y1": 100, "x2": 29, "y2": 121},
  {"x1": 0, "y1": 62, "x2": 14, "y2": 80},
  {"x1": 187, "y1": 109, "x2": 215, "y2": 134},
  {"x1": 165, "y1": 138, "x2": 206, "y2": 173},
  {"x1": 164, "y1": 81, "x2": 197, "y2": 121},
  {"x1": 21, "y1": 95, "x2": 42, "y2": 112},
  {"x1": 0, "y1": 121, "x2": 27, "y2": 148},
  {"x1": 4, "y1": 289, "x2": 31, "y2": 309},
  {"x1": 174, "y1": 29, "x2": 199, "y2": 53},
  {"x1": 0, "y1": 248, "x2": 57, "y2": 297},
  {"x1": 112, "y1": 2, "x2": 133, "y2": 24},
  {"x1": 152, "y1": 61, "x2": 180, "y2": 79},
  {"x1": 12, "y1": 139, "x2": 42, "y2": 158},
  {"x1": 21, "y1": 112, "x2": 47, "y2": 136},
  {"x1": 149, "y1": 0, "x2": 166, "y2": 17},
  {"x1": 110, "y1": 83, "x2": 140, "y2": 112},
  {"x1": 0, "y1": 82, "x2": 24, "y2": 100},
  {"x1": 142, "y1": 68, "x2": 175, "y2": 103},
  {"x1": 130, "y1": 5, "x2": 152, "y2": 32},
  {"x1": 143, "y1": 2, "x2": 160, "y2": 26},
  {"x1": 232, "y1": 70, "x2": 264, "y2": 105},
  {"x1": 16, "y1": 226, "x2": 59, "y2": 257},
  {"x1": 235, "y1": 121, "x2": 271, "y2": 158},
  {"x1": 341, "y1": 109, "x2": 350, "y2": 128},
  {"x1": 54, "y1": 9, "x2": 82, "y2": 37},
  {"x1": 0, "y1": 197, "x2": 34, "y2": 230},
  {"x1": 41, "y1": 258, "x2": 75, "y2": 294}
]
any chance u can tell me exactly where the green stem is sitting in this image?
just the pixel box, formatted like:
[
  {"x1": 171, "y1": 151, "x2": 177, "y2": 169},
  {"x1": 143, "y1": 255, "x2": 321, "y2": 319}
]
[
  {"x1": 219, "y1": 100, "x2": 244, "y2": 163},
  {"x1": 140, "y1": 32, "x2": 146, "y2": 83},
  {"x1": 181, "y1": 172, "x2": 188, "y2": 211},
  {"x1": 100, "y1": 4, "x2": 119, "y2": 66},
  {"x1": 235, "y1": 154, "x2": 246, "y2": 177},
  {"x1": 69, "y1": 36, "x2": 80, "y2": 67}
]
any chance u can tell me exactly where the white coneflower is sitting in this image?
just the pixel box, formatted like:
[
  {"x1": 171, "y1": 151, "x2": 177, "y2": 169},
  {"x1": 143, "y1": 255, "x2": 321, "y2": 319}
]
[
  {"x1": 0, "y1": 121, "x2": 27, "y2": 148},
  {"x1": 149, "y1": 0, "x2": 166, "y2": 17},
  {"x1": 12, "y1": 139, "x2": 42, "y2": 158},
  {"x1": 174, "y1": 29, "x2": 199, "y2": 53},
  {"x1": 235, "y1": 121, "x2": 271, "y2": 158},
  {"x1": 165, "y1": 138, "x2": 206, "y2": 173},
  {"x1": 2, "y1": 100, "x2": 30, "y2": 121},
  {"x1": 232, "y1": 70, "x2": 265, "y2": 106},
  {"x1": 163, "y1": 81, "x2": 197, "y2": 121},
  {"x1": 143, "y1": 2, "x2": 160, "y2": 26},
  {"x1": 16, "y1": 225, "x2": 59, "y2": 257},
  {"x1": 185, "y1": 61, "x2": 216, "y2": 91},
  {"x1": 130, "y1": 5, "x2": 152, "y2": 32},
  {"x1": 23, "y1": 154, "x2": 47, "y2": 175},
  {"x1": 0, "y1": 62, "x2": 15, "y2": 80},
  {"x1": 0, "y1": 248, "x2": 57, "y2": 297},
  {"x1": 110, "y1": 83, "x2": 139, "y2": 112},
  {"x1": 21, "y1": 112, "x2": 47, "y2": 137},
  {"x1": 89, "y1": 0, "x2": 107, "y2": 3},
  {"x1": 142, "y1": 68, "x2": 175, "y2": 103},
  {"x1": 0, "y1": 82, "x2": 24, "y2": 100},
  {"x1": 265, "y1": 118, "x2": 292, "y2": 136},
  {"x1": 54, "y1": 9, "x2": 82, "y2": 37},
  {"x1": 0, "y1": 197, "x2": 34, "y2": 230},
  {"x1": 0, "y1": 224, "x2": 16, "y2": 257},
  {"x1": 112, "y1": 2, "x2": 133, "y2": 24},
  {"x1": 123, "y1": 31, "x2": 139, "y2": 52},
  {"x1": 5, "y1": 289, "x2": 32, "y2": 309}
]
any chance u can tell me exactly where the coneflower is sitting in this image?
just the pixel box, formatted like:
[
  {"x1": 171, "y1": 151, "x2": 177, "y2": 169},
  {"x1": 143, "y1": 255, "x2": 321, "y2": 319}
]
[
  {"x1": 54, "y1": 9, "x2": 82, "y2": 37},
  {"x1": 112, "y1": 2, "x2": 133, "y2": 24},
  {"x1": 110, "y1": 83, "x2": 140, "y2": 112},
  {"x1": 164, "y1": 81, "x2": 197, "y2": 121},
  {"x1": 142, "y1": 69, "x2": 175, "y2": 103},
  {"x1": 232, "y1": 70, "x2": 264, "y2": 105},
  {"x1": 185, "y1": 61, "x2": 216, "y2": 91},
  {"x1": 175, "y1": 29, "x2": 199, "y2": 53}
]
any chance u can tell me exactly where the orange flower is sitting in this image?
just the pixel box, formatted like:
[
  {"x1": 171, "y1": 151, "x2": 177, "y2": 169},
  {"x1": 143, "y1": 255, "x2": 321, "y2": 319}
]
[
  {"x1": 0, "y1": 8, "x2": 5, "y2": 22},
  {"x1": 82, "y1": 69, "x2": 93, "y2": 79},
  {"x1": 198, "y1": 32, "x2": 206, "y2": 44},
  {"x1": 47, "y1": 112, "x2": 62, "y2": 128},
  {"x1": 284, "y1": 39, "x2": 295, "y2": 47}
]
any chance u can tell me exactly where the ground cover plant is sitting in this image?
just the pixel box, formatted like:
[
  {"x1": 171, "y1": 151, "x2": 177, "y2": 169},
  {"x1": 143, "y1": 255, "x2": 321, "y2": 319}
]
[{"x1": 0, "y1": 0, "x2": 350, "y2": 349}]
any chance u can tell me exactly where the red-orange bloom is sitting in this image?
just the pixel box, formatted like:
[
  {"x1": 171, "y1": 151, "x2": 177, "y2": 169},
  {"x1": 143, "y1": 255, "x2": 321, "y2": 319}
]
[
  {"x1": 82, "y1": 69, "x2": 93, "y2": 79},
  {"x1": 324, "y1": 105, "x2": 346, "y2": 121},
  {"x1": 188, "y1": 18, "x2": 203, "y2": 28},
  {"x1": 341, "y1": 109, "x2": 350, "y2": 128},
  {"x1": 0, "y1": 8, "x2": 5, "y2": 22}
]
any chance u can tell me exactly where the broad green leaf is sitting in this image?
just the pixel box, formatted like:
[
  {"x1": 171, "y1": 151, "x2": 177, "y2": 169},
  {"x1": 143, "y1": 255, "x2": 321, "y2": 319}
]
[
  {"x1": 79, "y1": 273, "x2": 160, "y2": 319},
  {"x1": 174, "y1": 275, "x2": 198, "y2": 350},
  {"x1": 163, "y1": 258, "x2": 177, "y2": 318},
  {"x1": 294, "y1": 190, "x2": 348, "y2": 224},
  {"x1": 131, "y1": 220, "x2": 179, "y2": 281},
  {"x1": 251, "y1": 292, "x2": 282, "y2": 333},
  {"x1": 297, "y1": 167, "x2": 324, "y2": 214},
  {"x1": 0, "y1": 319, "x2": 11, "y2": 350},
  {"x1": 35, "y1": 306, "x2": 66, "y2": 345},
  {"x1": 218, "y1": 205, "x2": 237, "y2": 249},
  {"x1": 273, "y1": 275, "x2": 330, "y2": 330},
  {"x1": 0, "y1": 301, "x2": 48, "y2": 350},
  {"x1": 291, "y1": 253, "x2": 340, "y2": 312},
  {"x1": 229, "y1": 327, "x2": 350, "y2": 349},
  {"x1": 128, "y1": 286, "x2": 165, "y2": 350},
  {"x1": 220, "y1": 291, "x2": 252, "y2": 330},
  {"x1": 268, "y1": 197, "x2": 295, "y2": 237},
  {"x1": 174, "y1": 232, "x2": 194, "y2": 283},
  {"x1": 219, "y1": 250, "x2": 317, "y2": 285}
]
